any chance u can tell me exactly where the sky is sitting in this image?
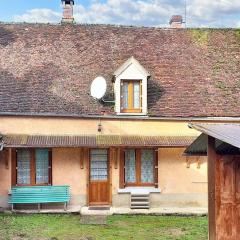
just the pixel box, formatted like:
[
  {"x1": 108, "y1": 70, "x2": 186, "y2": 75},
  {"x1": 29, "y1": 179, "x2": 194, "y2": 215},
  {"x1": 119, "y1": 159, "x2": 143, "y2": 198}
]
[{"x1": 0, "y1": 0, "x2": 240, "y2": 28}]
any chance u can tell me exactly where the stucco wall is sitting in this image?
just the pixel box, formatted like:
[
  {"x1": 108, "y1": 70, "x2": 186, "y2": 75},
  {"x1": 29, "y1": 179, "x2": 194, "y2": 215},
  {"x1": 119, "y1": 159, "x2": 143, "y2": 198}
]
[
  {"x1": 158, "y1": 148, "x2": 207, "y2": 194},
  {"x1": 51, "y1": 147, "x2": 208, "y2": 208},
  {"x1": 112, "y1": 147, "x2": 208, "y2": 208},
  {"x1": 0, "y1": 116, "x2": 208, "y2": 209},
  {"x1": 52, "y1": 148, "x2": 87, "y2": 206},
  {"x1": 0, "y1": 116, "x2": 199, "y2": 136},
  {"x1": 0, "y1": 151, "x2": 11, "y2": 208},
  {"x1": 0, "y1": 146, "x2": 207, "y2": 209},
  {"x1": 156, "y1": 148, "x2": 207, "y2": 207}
]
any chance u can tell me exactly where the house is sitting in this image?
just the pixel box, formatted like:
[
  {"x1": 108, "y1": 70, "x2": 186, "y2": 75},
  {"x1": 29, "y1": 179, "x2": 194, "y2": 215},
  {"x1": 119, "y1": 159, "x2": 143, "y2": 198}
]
[
  {"x1": 185, "y1": 124, "x2": 240, "y2": 240},
  {"x1": 0, "y1": 0, "x2": 239, "y2": 212}
]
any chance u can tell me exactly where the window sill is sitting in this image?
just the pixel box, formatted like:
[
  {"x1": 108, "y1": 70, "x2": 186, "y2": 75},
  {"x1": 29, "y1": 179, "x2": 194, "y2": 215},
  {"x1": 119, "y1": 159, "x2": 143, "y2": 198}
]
[
  {"x1": 118, "y1": 187, "x2": 161, "y2": 195},
  {"x1": 116, "y1": 113, "x2": 148, "y2": 116}
]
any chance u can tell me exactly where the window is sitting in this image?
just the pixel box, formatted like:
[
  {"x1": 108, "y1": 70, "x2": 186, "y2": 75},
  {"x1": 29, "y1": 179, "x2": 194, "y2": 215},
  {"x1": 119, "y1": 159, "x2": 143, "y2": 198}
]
[
  {"x1": 124, "y1": 149, "x2": 156, "y2": 186},
  {"x1": 90, "y1": 149, "x2": 108, "y2": 181},
  {"x1": 15, "y1": 149, "x2": 52, "y2": 186},
  {"x1": 125, "y1": 149, "x2": 136, "y2": 183},
  {"x1": 121, "y1": 80, "x2": 142, "y2": 113},
  {"x1": 114, "y1": 57, "x2": 150, "y2": 115},
  {"x1": 17, "y1": 150, "x2": 31, "y2": 185}
]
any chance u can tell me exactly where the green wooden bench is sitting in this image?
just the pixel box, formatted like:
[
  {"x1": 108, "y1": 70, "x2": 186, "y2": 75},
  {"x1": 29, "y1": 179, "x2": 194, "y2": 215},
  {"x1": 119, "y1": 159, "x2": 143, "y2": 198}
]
[{"x1": 9, "y1": 186, "x2": 70, "y2": 211}]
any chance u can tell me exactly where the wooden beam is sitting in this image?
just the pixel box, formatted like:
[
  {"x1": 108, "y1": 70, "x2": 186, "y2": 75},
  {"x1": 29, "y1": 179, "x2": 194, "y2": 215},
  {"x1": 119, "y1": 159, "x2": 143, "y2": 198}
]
[
  {"x1": 80, "y1": 148, "x2": 84, "y2": 169},
  {"x1": 5, "y1": 149, "x2": 10, "y2": 169},
  {"x1": 196, "y1": 156, "x2": 201, "y2": 169},
  {"x1": 186, "y1": 156, "x2": 191, "y2": 168},
  {"x1": 208, "y1": 136, "x2": 217, "y2": 240}
]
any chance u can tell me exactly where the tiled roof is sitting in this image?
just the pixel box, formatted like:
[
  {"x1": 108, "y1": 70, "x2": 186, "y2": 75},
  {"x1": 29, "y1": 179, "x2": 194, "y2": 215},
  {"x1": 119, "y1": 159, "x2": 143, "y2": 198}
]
[
  {"x1": 0, "y1": 24, "x2": 240, "y2": 117},
  {"x1": 3, "y1": 134, "x2": 196, "y2": 147}
]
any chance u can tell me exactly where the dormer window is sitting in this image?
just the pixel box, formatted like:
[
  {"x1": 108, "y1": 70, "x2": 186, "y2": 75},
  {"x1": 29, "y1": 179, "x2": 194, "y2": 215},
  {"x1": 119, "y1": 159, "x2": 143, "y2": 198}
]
[
  {"x1": 121, "y1": 80, "x2": 142, "y2": 113},
  {"x1": 114, "y1": 57, "x2": 150, "y2": 115}
]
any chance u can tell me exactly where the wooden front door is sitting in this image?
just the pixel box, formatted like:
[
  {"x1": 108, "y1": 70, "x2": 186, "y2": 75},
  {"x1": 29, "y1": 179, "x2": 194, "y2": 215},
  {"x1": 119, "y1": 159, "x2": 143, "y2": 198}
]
[
  {"x1": 216, "y1": 156, "x2": 240, "y2": 240},
  {"x1": 89, "y1": 149, "x2": 110, "y2": 205}
]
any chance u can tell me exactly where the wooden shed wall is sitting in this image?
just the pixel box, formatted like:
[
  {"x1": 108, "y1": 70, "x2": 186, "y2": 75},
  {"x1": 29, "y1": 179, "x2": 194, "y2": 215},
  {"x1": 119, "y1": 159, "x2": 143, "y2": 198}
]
[{"x1": 208, "y1": 136, "x2": 240, "y2": 240}]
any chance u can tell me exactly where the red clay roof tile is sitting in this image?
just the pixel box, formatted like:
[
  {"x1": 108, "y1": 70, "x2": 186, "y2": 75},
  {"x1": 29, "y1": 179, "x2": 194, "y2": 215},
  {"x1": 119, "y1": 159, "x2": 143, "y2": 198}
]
[{"x1": 0, "y1": 24, "x2": 240, "y2": 117}]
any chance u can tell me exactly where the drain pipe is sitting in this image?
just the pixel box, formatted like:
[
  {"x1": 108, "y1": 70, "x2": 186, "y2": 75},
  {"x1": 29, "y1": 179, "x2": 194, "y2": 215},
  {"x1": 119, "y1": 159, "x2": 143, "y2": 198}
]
[{"x1": 0, "y1": 135, "x2": 3, "y2": 151}]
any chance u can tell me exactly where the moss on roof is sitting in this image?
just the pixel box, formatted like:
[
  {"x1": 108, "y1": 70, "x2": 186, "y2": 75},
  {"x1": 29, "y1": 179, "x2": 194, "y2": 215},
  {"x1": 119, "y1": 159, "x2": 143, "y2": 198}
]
[{"x1": 0, "y1": 23, "x2": 240, "y2": 117}]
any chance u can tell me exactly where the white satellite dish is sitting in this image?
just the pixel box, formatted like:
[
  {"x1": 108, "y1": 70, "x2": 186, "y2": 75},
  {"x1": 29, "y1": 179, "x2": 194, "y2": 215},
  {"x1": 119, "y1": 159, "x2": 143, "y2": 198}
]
[{"x1": 90, "y1": 76, "x2": 107, "y2": 99}]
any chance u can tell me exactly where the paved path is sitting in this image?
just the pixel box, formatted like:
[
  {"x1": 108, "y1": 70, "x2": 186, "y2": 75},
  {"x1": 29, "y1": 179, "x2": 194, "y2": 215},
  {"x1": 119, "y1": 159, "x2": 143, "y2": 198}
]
[
  {"x1": 2, "y1": 206, "x2": 207, "y2": 216},
  {"x1": 80, "y1": 206, "x2": 207, "y2": 216}
]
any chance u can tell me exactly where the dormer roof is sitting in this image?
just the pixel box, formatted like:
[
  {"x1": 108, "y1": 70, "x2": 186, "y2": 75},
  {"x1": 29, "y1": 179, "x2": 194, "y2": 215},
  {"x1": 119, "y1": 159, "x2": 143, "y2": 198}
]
[{"x1": 114, "y1": 56, "x2": 150, "y2": 79}]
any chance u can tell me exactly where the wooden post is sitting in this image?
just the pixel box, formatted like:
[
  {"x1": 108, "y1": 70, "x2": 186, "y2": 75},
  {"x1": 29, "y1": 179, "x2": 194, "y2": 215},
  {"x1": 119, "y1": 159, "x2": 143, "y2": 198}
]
[{"x1": 208, "y1": 136, "x2": 216, "y2": 240}]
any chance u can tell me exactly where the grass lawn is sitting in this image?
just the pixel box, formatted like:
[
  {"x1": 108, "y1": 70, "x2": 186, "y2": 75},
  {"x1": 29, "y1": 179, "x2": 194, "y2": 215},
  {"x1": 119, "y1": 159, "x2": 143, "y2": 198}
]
[{"x1": 0, "y1": 214, "x2": 208, "y2": 240}]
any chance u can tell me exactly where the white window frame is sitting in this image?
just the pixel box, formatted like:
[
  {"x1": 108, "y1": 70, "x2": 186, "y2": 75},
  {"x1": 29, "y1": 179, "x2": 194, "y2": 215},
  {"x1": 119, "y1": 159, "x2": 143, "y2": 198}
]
[{"x1": 113, "y1": 57, "x2": 150, "y2": 115}]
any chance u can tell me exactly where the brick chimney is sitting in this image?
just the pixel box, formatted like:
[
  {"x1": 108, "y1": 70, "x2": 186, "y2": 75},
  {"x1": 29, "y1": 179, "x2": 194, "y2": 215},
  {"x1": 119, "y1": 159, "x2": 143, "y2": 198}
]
[
  {"x1": 61, "y1": 0, "x2": 74, "y2": 24},
  {"x1": 169, "y1": 15, "x2": 183, "y2": 28}
]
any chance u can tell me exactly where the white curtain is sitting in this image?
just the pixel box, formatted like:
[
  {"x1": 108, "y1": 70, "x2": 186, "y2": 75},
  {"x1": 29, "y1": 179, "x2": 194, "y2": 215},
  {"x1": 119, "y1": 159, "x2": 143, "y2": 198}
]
[
  {"x1": 35, "y1": 149, "x2": 49, "y2": 184},
  {"x1": 133, "y1": 82, "x2": 140, "y2": 108},
  {"x1": 125, "y1": 149, "x2": 136, "y2": 183},
  {"x1": 90, "y1": 149, "x2": 108, "y2": 180},
  {"x1": 17, "y1": 149, "x2": 31, "y2": 185},
  {"x1": 141, "y1": 149, "x2": 154, "y2": 183}
]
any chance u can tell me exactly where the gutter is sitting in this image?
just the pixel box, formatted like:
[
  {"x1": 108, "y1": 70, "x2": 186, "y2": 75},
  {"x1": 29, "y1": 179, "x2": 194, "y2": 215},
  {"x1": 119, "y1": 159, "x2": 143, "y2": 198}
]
[{"x1": 0, "y1": 112, "x2": 240, "y2": 122}]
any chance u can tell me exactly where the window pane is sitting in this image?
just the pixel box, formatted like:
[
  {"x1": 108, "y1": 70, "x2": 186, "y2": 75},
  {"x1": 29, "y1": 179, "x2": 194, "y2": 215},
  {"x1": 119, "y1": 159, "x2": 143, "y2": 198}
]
[
  {"x1": 125, "y1": 149, "x2": 136, "y2": 183},
  {"x1": 141, "y1": 149, "x2": 154, "y2": 183},
  {"x1": 133, "y1": 82, "x2": 140, "y2": 108},
  {"x1": 122, "y1": 82, "x2": 128, "y2": 109},
  {"x1": 36, "y1": 149, "x2": 49, "y2": 184},
  {"x1": 17, "y1": 149, "x2": 31, "y2": 185},
  {"x1": 90, "y1": 149, "x2": 108, "y2": 180}
]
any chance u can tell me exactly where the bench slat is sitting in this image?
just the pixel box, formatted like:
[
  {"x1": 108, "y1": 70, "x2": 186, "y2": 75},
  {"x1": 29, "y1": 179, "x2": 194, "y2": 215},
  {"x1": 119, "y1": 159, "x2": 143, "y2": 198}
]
[{"x1": 9, "y1": 186, "x2": 70, "y2": 205}]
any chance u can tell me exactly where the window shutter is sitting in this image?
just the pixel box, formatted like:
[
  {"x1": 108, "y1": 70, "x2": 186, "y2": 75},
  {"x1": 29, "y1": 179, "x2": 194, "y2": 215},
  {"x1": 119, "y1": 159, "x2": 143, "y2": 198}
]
[
  {"x1": 155, "y1": 149, "x2": 159, "y2": 188},
  {"x1": 140, "y1": 81, "x2": 143, "y2": 110},
  {"x1": 11, "y1": 149, "x2": 17, "y2": 186},
  {"x1": 119, "y1": 149, "x2": 125, "y2": 189},
  {"x1": 48, "y1": 150, "x2": 52, "y2": 185}
]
